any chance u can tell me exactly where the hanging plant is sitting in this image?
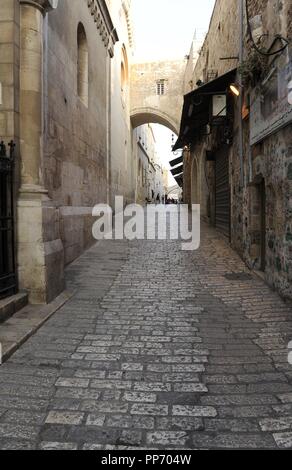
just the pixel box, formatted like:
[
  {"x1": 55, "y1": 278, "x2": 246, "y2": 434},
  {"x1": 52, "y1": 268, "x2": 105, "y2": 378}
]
[{"x1": 238, "y1": 51, "x2": 269, "y2": 88}]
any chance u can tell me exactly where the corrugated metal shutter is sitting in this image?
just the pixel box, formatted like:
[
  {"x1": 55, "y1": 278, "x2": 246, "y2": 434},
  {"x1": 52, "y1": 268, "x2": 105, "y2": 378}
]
[{"x1": 215, "y1": 150, "x2": 230, "y2": 239}]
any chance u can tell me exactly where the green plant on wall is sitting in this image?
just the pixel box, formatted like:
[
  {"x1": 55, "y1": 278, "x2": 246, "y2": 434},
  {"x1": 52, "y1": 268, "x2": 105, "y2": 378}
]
[{"x1": 238, "y1": 51, "x2": 269, "y2": 87}]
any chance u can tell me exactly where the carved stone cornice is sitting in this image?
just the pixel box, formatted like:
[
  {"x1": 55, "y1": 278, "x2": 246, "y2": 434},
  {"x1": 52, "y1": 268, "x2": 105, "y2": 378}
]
[
  {"x1": 87, "y1": 0, "x2": 119, "y2": 58},
  {"x1": 19, "y1": 0, "x2": 59, "y2": 14},
  {"x1": 122, "y1": 0, "x2": 133, "y2": 48}
]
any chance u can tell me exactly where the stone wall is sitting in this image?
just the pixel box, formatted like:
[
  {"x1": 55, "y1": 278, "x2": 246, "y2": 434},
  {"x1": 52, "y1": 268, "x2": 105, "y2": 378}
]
[
  {"x1": 182, "y1": 0, "x2": 292, "y2": 300},
  {"x1": 131, "y1": 60, "x2": 185, "y2": 134},
  {"x1": 44, "y1": 0, "x2": 110, "y2": 265},
  {"x1": 0, "y1": 0, "x2": 123, "y2": 303},
  {"x1": 0, "y1": 0, "x2": 19, "y2": 145},
  {"x1": 106, "y1": 0, "x2": 135, "y2": 207}
]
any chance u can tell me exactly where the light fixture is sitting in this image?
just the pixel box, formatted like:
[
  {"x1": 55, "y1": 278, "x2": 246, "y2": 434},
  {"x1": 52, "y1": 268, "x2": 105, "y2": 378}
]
[{"x1": 229, "y1": 83, "x2": 242, "y2": 97}]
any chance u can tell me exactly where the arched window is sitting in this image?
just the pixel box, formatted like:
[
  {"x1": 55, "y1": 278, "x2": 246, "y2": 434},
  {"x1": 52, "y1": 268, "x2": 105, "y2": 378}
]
[
  {"x1": 121, "y1": 62, "x2": 126, "y2": 92},
  {"x1": 121, "y1": 45, "x2": 128, "y2": 96},
  {"x1": 77, "y1": 23, "x2": 88, "y2": 107}
]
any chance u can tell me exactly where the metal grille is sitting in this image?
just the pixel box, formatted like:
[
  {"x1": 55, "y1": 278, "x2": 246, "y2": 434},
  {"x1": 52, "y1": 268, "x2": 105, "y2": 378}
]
[
  {"x1": 157, "y1": 80, "x2": 165, "y2": 96},
  {"x1": 215, "y1": 148, "x2": 230, "y2": 239},
  {"x1": 0, "y1": 140, "x2": 16, "y2": 299}
]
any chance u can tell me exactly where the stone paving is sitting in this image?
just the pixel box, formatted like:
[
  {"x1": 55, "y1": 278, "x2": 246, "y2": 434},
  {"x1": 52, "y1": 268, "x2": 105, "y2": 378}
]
[{"x1": 0, "y1": 223, "x2": 292, "y2": 449}]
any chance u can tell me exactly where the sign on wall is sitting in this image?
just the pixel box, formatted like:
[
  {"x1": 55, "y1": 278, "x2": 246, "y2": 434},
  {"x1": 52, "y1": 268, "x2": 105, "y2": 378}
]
[{"x1": 250, "y1": 56, "x2": 292, "y2": 145}]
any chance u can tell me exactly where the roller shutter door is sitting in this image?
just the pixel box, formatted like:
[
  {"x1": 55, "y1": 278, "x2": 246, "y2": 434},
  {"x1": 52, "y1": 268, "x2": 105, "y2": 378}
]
[{"x1": 215, "y1": 150, "x2": 230, "y2": 239}]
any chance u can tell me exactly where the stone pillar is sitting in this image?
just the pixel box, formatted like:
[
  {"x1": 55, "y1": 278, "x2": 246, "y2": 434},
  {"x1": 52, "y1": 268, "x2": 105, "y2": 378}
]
[{"x1": 18, "y1": 0, "x2": 64, "y2": 304}]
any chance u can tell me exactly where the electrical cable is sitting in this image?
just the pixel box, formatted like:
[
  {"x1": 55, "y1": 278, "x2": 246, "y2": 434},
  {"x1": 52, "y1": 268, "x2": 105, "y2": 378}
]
[{"x1": 245, "y1": 0, "x2": 289, "y2": 56}]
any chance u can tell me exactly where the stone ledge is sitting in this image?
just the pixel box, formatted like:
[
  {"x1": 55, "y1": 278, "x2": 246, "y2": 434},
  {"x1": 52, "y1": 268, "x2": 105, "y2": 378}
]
[
  {"x1": 0, "y1": 290, "x2": 72, "y2": 364},
  {"x1": 0, "y1": 292, "x2": 28, "y2": 324}
]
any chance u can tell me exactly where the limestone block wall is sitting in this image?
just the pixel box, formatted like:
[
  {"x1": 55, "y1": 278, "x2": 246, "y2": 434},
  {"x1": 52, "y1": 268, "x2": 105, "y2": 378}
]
[
  {"x1": 107, "y1": 0, "x2": 135, "y2": 207},
  {"x1": 131, "y1": 60, "x2": 185, "y2": 134},
  {"x1": 192, "y1": 0, "x2": 239, "y2": 84},
  {"x1": 0, "y1": 0, "x2": 19, "y2": 145},
  {"x1": 44, "y1": 0, "x2": 110, "y2": 264},
  {"x1": 241, "y1": 0, "x2": 292, "y2": 299},
  {"x1": 245, "y1": 125, "x2": 292, "y2": 300}
]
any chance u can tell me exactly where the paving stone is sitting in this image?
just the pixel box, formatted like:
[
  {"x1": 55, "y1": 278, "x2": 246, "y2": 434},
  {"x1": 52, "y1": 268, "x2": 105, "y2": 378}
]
[
  {"x1": 191, "y1": 433, "x2": 276, "y2": 449},
  {"x1": 147, "y1": 431, "x2": 188, "y2": 446},
  {"x1": 259, "y1": 417, "x2": 292, "y2": 432},
  {"x1": 0, "y1": 439, "x2": 36, "y2": 450},
  {"x1": 273, "y1": 432, "x2": 292, "y2": 449},
  {"x1": 90, "y1": 380, "x2": 132, "y2": 390},
  {"x1": 48, "y1": 399, "x2": 81, "y2": 411},
  {"x1": 39, "y1": 442, "x2": 78, "y2": 450},
  {"x1": 82, "y1": 444, "x2": 104, "y2": 450},
  {"x1": 162, "y1": 373, "x2": 200, "y2": 383},
  {"x1": 277, "y1": 393, "x2": 292, "y2": 404},
  {"x1": 272, "y1": 404, "x2": 292, "y2": 416},
  {"x1": 55, "y1": 378, "x2": 90, "y2": 388},
  {"x1": 201, "y1": 395, "x2": 279, "y2": 406},
  {"x1": 45, "y1": 411, "x2": 84, "y2": 426},
  {"x1": 133, "y1": 382, "x2": 171, "y2": 392},
  {"x1": 173, "y1": 383, "x2": 208, "y2": 393},
  {"x1": 130, "y1": 404, "x2": 168, "y2": 416},
  {"x1": 0, "y1": 423, "x2": 40, "y2": 440},
  {"x1": 122, "y1": 363, "x2": 144, "y2": 371},
  {"x1": 217, "y1": 406, "x2": 273, "y2": 418},
  {"x1": 204, "y1": 418, "x2": 259, "y2": 432},
  {"x1": 55, "y1": 388, "x2": 101, "y2": 400},
  {"x1": 86, "y1": 414, "x2": 106, "y2": 427},
  {"x1": 123, "y1": 392, "x2": 157, "y2": 403},
  {"x1": 172, "y1": 405, "x2": 217, "y2": 417},
  {"x1": 67, "y1": 426, "x2": 119, "y2": 444},
  {"x1": 156, "y1": 417, "x2": 204, "y2": 431},
  {"x1": 1, "y1": 410, "x2": 46, "y2": 425}
]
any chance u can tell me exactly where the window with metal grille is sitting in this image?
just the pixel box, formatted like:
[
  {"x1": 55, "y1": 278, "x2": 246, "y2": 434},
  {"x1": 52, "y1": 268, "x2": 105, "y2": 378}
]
[{"x1": 157, "y1": 80, "x2": 165, "y2": 95}]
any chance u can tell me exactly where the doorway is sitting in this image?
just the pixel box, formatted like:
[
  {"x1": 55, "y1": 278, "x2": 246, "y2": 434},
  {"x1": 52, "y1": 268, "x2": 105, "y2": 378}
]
[{"x1": 0, "y1": 144, "x2": 16, "y2": 299}]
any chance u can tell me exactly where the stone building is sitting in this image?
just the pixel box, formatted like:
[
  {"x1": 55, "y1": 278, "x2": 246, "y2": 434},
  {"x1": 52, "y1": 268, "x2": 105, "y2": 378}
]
[
  {"x1": 130, "y1": 59, "x2": 185, "y2": 135},
  {"x1": 106, "y1": 0, "x2": 135, "y2": 206},
  {"x1": 0, "y1": 0, "x2": 135, "y2": 304},
  {"x1": 133, "y1": 124, "x2": 165, "y2": 205},
  {"x1": 175, "y1": 0, "x2": 292, "y2": 300}
]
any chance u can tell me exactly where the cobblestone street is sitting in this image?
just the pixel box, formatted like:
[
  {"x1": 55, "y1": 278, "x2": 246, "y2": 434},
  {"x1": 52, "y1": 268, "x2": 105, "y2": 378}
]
[{"x1": 0, "y1": 224, "x2": 292, "y2": 450}]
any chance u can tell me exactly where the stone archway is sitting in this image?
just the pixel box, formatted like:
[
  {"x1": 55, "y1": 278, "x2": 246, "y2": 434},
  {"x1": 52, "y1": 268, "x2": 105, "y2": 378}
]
[
  {"x1": 131, "y1": 107, "x2": 179, "y2": 135},
  {"x1": 130, "y1": 60, "x2": 185, "y2": 135}
]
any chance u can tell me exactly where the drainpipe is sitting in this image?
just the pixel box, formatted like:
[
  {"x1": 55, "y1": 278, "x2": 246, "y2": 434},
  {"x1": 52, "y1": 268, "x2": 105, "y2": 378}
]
[{"x1": 239, "y1": 0, "x2": 244, "y2": 188}]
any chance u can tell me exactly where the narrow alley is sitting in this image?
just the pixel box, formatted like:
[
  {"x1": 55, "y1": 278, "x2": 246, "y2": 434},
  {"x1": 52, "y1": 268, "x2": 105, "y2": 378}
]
[
  {"x1": 0, "y1": 224, "x2": 292, "y2": 450},
  {"x1": 1, "y1": 0, "x2": 292, "y2": 454}
]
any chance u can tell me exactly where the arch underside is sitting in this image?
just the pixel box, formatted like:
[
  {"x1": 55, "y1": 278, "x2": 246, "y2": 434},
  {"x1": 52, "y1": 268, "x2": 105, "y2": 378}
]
[{"x1": 130, "y1": 108, "x2": 179, "y2": 135}]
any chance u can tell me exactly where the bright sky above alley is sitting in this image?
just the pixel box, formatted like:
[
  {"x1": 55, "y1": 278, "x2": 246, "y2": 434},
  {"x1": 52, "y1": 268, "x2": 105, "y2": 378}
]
[
  {"x1": 132, "y1": 0, "x2": 216, "y2": 62},
  {"x1": 131, "y1": 0, "x2": 216, "y2": 185}
]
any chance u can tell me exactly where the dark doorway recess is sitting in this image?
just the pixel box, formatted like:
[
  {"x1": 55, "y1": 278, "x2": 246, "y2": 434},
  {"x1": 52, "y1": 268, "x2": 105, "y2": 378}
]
[
  {"x1": 215, "y1": 147, "x2": 230, "y2": 239},
  {"x1": 0, "y1": 141, "x2": 17, "y2": 299}
]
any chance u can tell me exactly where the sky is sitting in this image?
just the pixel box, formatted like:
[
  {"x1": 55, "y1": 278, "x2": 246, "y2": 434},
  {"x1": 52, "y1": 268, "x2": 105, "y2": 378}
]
[{"x1": 132, "y1": 0, "x2": 216, "y2": 62}]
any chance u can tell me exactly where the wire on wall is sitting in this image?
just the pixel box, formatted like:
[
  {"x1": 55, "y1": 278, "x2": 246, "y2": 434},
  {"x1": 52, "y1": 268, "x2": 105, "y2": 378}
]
[{"x1": 245, "y1": 0, "x2": 289, "y2": 57}]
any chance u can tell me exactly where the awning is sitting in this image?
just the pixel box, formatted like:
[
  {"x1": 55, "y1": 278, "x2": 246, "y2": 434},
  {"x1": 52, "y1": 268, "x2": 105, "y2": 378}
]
[
  {"x1": 174, "y1": 174, "x2": 183, "y2": 188},
  {"x1": 171, "y1": 164, "x2": 183, "y2": 176},
  {"x1": 169, "y1": 155, "x2": 183, "y2": 167},
  {"x1": 173, "y1": 68, "x2": 237, "y2": 151}
]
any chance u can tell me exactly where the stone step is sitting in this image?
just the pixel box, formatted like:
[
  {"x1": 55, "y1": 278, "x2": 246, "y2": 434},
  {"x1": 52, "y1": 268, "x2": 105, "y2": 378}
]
[
  {"x1": 0, "y1": 292, "x2": 28, "y2": 324},
  {"x1": 0, "y1": 291, "x2": 71, "y2": 364}
]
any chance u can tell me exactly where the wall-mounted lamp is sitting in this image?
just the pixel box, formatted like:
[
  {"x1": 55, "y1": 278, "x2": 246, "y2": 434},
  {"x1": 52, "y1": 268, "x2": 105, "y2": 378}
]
[{"x1": 229, "y1": 83, "x2": 243, "y2": 97}]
